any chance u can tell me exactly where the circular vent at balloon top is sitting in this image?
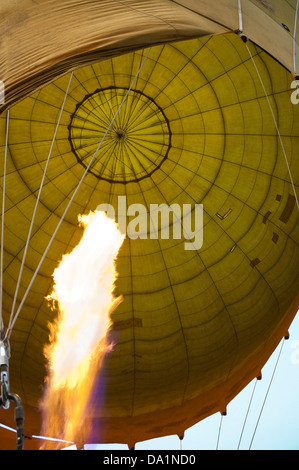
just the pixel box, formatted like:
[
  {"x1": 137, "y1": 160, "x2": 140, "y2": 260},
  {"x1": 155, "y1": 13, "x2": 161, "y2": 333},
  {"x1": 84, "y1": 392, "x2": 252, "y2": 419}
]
[{"x1": 68, "y1": 87, "x2": 171, "y2": 183}]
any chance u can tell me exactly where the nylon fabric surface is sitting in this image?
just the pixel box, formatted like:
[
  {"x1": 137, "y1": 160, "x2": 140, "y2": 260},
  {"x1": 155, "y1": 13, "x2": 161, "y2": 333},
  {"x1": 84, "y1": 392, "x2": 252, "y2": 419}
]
[{"x1": 0, "y1": 32, "x2": 298, "y2": 447}]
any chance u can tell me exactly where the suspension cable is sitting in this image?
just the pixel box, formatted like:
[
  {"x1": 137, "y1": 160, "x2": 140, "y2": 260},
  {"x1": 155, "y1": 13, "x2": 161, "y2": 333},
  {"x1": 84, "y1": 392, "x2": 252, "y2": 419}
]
[
  {"x1": 249, "y1": 339, "x2": 285, "y2": 449},
  {"x1": 238, "y1": 0, "x2": 243, "y2": 33},
  {"x1": 216, "y1": 413, "x2": 224, "y2": 450},
  {"x1": 0, "y1": 110, "x2": 9, "y2": 332},
  {"x1": 7, "y1": 72, "x2": 74, "y2": 333},
  {"x1": 5, "y1": 48, "x2": 151, "y2": 340},
  {"x1": 237, "y1": 378, "x2": 258, "y2": 450},
  {"x1": 245, "y1": 41, "x2": 299, "y2": 212}
]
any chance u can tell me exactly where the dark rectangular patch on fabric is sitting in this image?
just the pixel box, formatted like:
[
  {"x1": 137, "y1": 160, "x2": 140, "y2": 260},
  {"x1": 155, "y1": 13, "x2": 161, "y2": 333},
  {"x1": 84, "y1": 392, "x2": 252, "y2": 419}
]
[
  {"x1": 279, "y1": 194, "x2": 295, "y2": 223},
  {"x1": 272, "y1": 232, "x2": 279, "y2": 244}
]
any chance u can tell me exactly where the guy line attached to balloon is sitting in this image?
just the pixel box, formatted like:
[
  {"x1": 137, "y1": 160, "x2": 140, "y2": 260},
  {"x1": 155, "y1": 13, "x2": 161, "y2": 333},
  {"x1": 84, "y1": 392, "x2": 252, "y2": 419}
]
[
  {"x1": 0, "y1": 81, "x2": 4, "y2": 105},
  {"x1": 1, "y1": 80, "x2": 25, "y2": 450}
]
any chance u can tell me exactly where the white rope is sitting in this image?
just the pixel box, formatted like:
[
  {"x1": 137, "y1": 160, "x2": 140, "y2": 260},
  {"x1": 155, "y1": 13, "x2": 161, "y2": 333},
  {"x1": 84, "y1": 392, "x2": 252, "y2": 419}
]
[
  {"x1": 5, "y1": 48, "x2": 151, "y2": 339},
  {"x1": 249, "y1": 339, "x2": 285, "y2": 449},
  {"x1": 216, "y1": 413, "x2": 224, "y2": 450},
  {"x1": 0, "y1": 424, "x2": 74, "y2": 445},
  {"x1": 238, "y1": 0, "x2": 243, "y2": 33},
  {"x1": 7, "y1": 73, "x2": 73, "y2": 333},
  {"x1": 31, "y1": 434, "x2": 74, "y2": 444},
  {"x1": 0, "y1": 110, "x2": 9, "y2": 332},
  {"x1": 237, "y1": 378, "x2": 258, "y2": 450},
  {"x1": 293, "y1": 0, "x2": 299, "y2": 75},
  {"x1": 245, "y1": 42, "x2": 299, "y2": 212}
]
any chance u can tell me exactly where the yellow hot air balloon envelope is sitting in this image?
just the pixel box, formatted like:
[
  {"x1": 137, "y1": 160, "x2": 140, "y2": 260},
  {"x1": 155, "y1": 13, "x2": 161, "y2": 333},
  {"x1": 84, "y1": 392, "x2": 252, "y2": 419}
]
[{"x1": 0, "y1": 0, "x2": 298, "y2": 450}]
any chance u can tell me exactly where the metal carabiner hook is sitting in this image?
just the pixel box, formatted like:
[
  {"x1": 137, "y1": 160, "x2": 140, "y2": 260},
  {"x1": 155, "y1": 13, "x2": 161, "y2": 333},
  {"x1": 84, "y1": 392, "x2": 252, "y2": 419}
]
[{"x1": 0, "y1": 334, "x2": 24, "y2": 450}]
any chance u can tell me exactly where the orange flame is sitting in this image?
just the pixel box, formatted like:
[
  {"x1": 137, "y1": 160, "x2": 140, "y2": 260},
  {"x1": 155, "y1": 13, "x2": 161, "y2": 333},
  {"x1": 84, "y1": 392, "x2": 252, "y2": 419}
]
[{"x1": 40, "y1": 211, "x2": 124, "y2": 449}]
